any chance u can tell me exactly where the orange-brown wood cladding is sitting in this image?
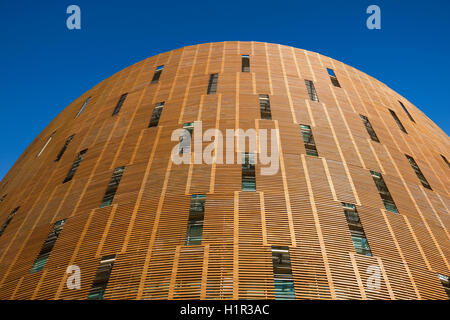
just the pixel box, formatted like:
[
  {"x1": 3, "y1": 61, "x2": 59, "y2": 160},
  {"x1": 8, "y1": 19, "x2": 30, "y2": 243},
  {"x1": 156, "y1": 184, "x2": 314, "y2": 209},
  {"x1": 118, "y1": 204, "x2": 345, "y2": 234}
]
[{"x1": 0, "y1": 42, "x2": 448, "y2": 300}]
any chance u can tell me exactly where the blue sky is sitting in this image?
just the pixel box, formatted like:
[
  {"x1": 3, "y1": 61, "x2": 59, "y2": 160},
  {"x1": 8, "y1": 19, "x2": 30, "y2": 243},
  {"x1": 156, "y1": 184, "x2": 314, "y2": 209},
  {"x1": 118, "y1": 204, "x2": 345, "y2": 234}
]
[{"x1": 0, "y1": 0, "x2": 449, "y2": 181}]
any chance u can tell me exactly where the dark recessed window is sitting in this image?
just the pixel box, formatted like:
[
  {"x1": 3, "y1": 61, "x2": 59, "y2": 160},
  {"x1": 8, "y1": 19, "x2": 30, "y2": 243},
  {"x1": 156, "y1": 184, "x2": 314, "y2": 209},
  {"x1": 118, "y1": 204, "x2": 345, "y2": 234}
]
[
  {"x1": 360, "y1": 115, "x2": 380, "y2": 142},
  {"x1": 398, "y1": 101, "x2": 415, "y2": 123},
  {"x1": 63, "y1": 149, "x2": 87, "y2": 183},
  {"x1": 370, "y1": 170, "x2": 399, "y2": 214},
  {"x1": 389, "y1": 109, "x2": 407, "y2": 134},
  {"x1": 37, "y1": 131, "x2": 56, "y2": 158},
  {"x1": 259, "y1": 94, "x2": 271, "y2": 120},
  {"x1": 242, "y1": 153, "x2": 256, "y2": 192},
  {"x1": 148, "y1": 102, "x2": 165, "y2": 128},
  {"x1": 272, "y1": 246, "x2": 295, "y2": 300},
  {"x1": 179, "y1": 122, "x2": 194, "y2": 155},
  {"x1": 54, "y1": 134, "x2": 75, "y2": 162},
  {"x1": 305, "y1": 80, "x2": 319, "y2": 102},
  {"x1": 207, "y1": 73, "x2": 218, "y2": 95},
  {"x1": 441, "y1": 155, "x2": 450, "y2": 168},
  {"x1": 341, "y1": 203, "x2": 372, "y2": 256},
  {"x1": 438, "y1": 274, "x2": 450, "y2": 299},
  {"x1": 75, "y1": 97, "x2": 91, "y2": 118},
  {"x1": 112, "y1": 93, "x2": 128, "y2": 116},
  {"x1": 0, "y1": 207, "x2": 19, "y2": 237},
  {"x1": 151, "y1": 65, "x2": 164, "y2": 84},
  {"x1": 242, "y1": 55, "x2": 250, "y2": 72},
  {"x1": 300, "y1": 124, "x2": 318, "y2": 157},
  {"x1": 0, "y1": 194, "x2": 7, "y2": 204},
  {"x1": 327, "y1": 68, "x2": 341, "y2": 88},
  {"x1": 30, "y1": 219, "x2": 66, "y2": 273},
  {"x1": 405, "y1": 155, "x2": 432, "y2": 190},
  {"x1": 185, "y1": 194, "x2": 206, "y2": 246},
  {"x1": 100, "y1": 166, "x2": 125, "y2": 208},
  {"x1": 88, "y1": 254, "x2": 116, "y2": 300}
]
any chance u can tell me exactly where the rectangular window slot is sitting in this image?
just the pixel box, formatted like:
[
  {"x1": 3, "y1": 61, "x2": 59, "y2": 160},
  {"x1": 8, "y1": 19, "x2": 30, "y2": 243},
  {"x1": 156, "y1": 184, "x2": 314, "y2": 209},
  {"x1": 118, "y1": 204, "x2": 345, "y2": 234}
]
[
  {"x1": 360, "y1": 115, "x2": 380, "y2": 142},
  {"x1": 327, "y1": 68, "x2": 341, "y2": 87},
  {"x1": 259, "y1": 94, "x2": 272, "y2": 120},
  {"x1": 370, "y1": 170, "x2": 399, "y2": 213},
  {"x1": 0, "y1": 194, "x2": 7, "y2": 204},
  {"x1": 341, "y1": 203, "x2": 372, "y2": 256},
  {"x1": 37, "y1": 131, "x2": 56, "y2": 158},
  {"x1": 272, "y1": 246, "x2": 295, "y2": 300},
  {"x1": 63, "y1": 149, "x2": 87, "y2": 183},
  {"x1": 88, "y1": 254, "x2": 117, "y2": 300},
  {"x1": 242, "y1": 55, "x2": 250, "y2": 72},
  {"x1": 0, "y1": 207, "x2": 19, "y2": 237},
  {"x1": 30, "y1": 219, "x2": 66, "y2": 273},
  {"x1": 148, "y1": 102, "x2": 165, "y2": 128},
  {"x1": 389, "y1": 109, "x2": 407, "y2": 134},
  {"x1": 151, "y1": 65, "x2": 164, "y2": 83},
  {"x1": 100, "y1": 166, "x2": 125, "y2": 208},
  {"x1": 112, "y1": 93, "x2": 128, "y2": 116},
  {"x1": 305, "y1": 80, "x2": 319, "y2": 102},
  {"x1": 185, "y1": 194, "x2": 206, "y2": 245},
  {"x1": 242, "y1": 153, "x2": 256, "y2": 192},
  {"x1": 441, "y1": 155, "x2": 450, "y2": 168},
  {"x1": 399, "y1": 101, "x2": 415, "y2": 123},
  {"x1": 405, "y1": 154, "x2": 432, "y2": 190},
  {"x1": 179, "y1": 122, "x2": 194, "y2": 154},
  {"x1": 438, "y1": 274, "x2": 450, "y2": 299},
  {"x1": 207, "y1": 73, "x2": 218, "y2": 94},
  {"x1": 75, "y1": 97, "x2": 91, "y2": 118},
  {"x1": 54, "y1": 134, "x2": 75, "y2": 162},
  {"x1": 300, "y1": 124, "x2": 318, "y2": 157}
]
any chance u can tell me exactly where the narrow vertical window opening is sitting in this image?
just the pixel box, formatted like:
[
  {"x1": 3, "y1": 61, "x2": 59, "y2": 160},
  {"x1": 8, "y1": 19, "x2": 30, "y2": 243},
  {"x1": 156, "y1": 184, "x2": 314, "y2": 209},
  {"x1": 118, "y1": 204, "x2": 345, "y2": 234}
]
[
  {"x1": 300, "y1": 124, "x2": 318, "y2": 157},
  {"x1": 399, "y1": 101, "x2": 415, "y2": 123},
  {"x1": 259, "y1": 94, "x2": 271, "y2": 120},
  {"x1": 440, "y1": 155, "x2": 450, "y2": 168},
  {"x1": 272, "y1": 246, "x2": 295, "y2": 300},
  {"x1": 389, "y1": 109, "x2": 407, "y2": 133},
  {"x1": 148, "y1": 102, "x2": 165, "y2": 128},
  {"x1": 360, "y1": 115, "x2": 380, "y2": 142},
  {"x1": 405, "y1": 154, "x2": 432, "y2": 190},
  {"x1": 341, "y1": 203, "x2": 372, "y2": 256},
  {"x1": 88, "y1": 254, "x2": 117, "y2": 300},
  {"x1": 207, "y1": 73, "x2": 218, "y2": 94},
  {"x1": 151, "y1": 65, "x2": 164, "y2": 83},
  {"x1": 242, "y1": 153, "x2": 256, "y2": 191},
  {"x1": 327, "y1": 68, "x2": 341, "y2": 88},
  {"x1": 54, "y1": 134, "x2": 75, "y2": 162},
  {"x1": 438, "y1": 274, "x2": 450, "y2": 299},
  {"x1": 242, "y1": 55, "x2": 250, "y2": 72},
  {"x1": 0, "y1": 207, "x2": 19, "y2": 237},
  {"x1": 30, "y1": 219, "x2": 66, "y2": 273},
  {"x1": 185, "y1": 194, "x2": 206, "y2": 245},
  {"x1": 305, "y1": 80, "x2": 319, "y2": 101},
  {"x1": 100, "y1": 166, "x2": 125, "y2": 208},
  {"x1": 112, "y1": 93, "x2": 128, "y2": 116},
  {"x1": 75, "y1": 97, "x2": 91, "y2": 118},
  {"x1": 179, "y1": 122, "x2": 194, "y2": 154},
  {"x1": 63, "y1": 149, "x2": 87, "y2": 183},
  {"x1": 37, "y1": 131, "x2": 56, "y2": 158},
  {"x1": 370, "y1": 170, "x2": 399, "y2": 213}
]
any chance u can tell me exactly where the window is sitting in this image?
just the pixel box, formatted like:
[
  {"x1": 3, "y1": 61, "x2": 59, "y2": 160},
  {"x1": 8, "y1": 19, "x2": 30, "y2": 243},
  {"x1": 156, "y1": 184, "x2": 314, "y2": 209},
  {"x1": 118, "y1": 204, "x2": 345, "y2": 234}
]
[
  {"x1": 272, "y1": 246, "x2": 295, "y2": 300},
  {"x1": 30, "y1": 219, "x2": 66, "y2": 273},
  {"x1": 151, "y1": 65, "x2": 164, "y2": 83},
  {"x1": 360, "y1": 115, "x2": 380, "y2": 142},
  {"x1": 207, "y1": 73, "x2": 218, "y2": 94},
  {"x1": 341, "y1": 203, "x2": 372, "y2": 256},
  {"x1": 148, "y1": 102, "x2": 165, "y2": 128},
  {"x1": 389, "y1": 109, "x2": 407, "y2": 134},
  {"x1": 370, "y1": 171, "x2": 399, "y2": 213},
  {"x1": 438, "y1": 274, "x2": 450, "y2": 299},
  {"x1": 259, "y1": 94, "x2": 272, "y2": 120},
  {"x1": 0, "y1": 194, "x2": 6, "y2": 204},
  {"x1": 100, "y1": 166, "x2": 125, "y2": 208},
  {"x1": 327, "y1": 68, "x2": 341, "y2": 88},
  {"x1": 405, "y1": 155, "x2": 432, "y2": 190},
  {"x1": 242, "y1": 55, "x2": 250, "y2": 72},
  {"x1": 441, "y1": 155, "x2": 450, "y2": 168},
  {"x1": 300, "y1": 124, "x2": 318, "y2": 157},
  {"x1": 54, "y1": 134, "x2": 75, "y2": 162},
  {"x1": 305, "y1": 80, "x2": 319, "y2": 102},
  {"x1": 63, "y1": 149, "x2": 87, "y2": 183},
  {"x1": 0, "y1": 207, "x2": 19, "y2": 237},
  {"x1": 37, "y1": 131, "x2": 56, "y2": 158},
  {"x1": 112, "y1": 93, "x2": 128, "y2": 116},
  {"x1": 398, "y1": 101, "x2": 415, "y2": 123},
  {"x1": 242, "y1": 153, "x2": 256, "y2": 192},
  {"x1": 179, "y1": 122, "x2": 194, "y2": 154},
  {"x1": 75, "y1": 97, "x2": 91, "y2": 118},
  {"x1": 88, "y1": 254, "x2": 116, "y2": 300},
  {"x1": 185, "y1": 194, "x2": 206, "y2": 245}
]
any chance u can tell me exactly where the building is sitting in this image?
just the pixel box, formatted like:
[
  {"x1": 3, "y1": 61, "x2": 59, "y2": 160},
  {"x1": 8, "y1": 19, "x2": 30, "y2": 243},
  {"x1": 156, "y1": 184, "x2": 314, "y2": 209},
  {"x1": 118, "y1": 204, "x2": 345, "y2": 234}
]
[{"x1": 0, "y1": 41, "x2": 449, "y2": 300}]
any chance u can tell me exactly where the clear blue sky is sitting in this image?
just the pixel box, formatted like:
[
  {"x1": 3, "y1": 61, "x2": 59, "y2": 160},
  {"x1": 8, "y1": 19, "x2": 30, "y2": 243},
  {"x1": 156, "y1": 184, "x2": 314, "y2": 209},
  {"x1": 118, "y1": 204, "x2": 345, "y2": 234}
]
[{"x1": 0, "y1": 0, "x2": 449, "y2": 181}]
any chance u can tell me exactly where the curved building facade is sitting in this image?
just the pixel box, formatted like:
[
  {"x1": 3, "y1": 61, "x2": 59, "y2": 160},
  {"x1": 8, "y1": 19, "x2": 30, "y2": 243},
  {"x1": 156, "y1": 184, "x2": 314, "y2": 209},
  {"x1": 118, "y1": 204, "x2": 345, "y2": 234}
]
[{"x1": 0, "y1": 42, "x2": 449, "y2": 300}]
